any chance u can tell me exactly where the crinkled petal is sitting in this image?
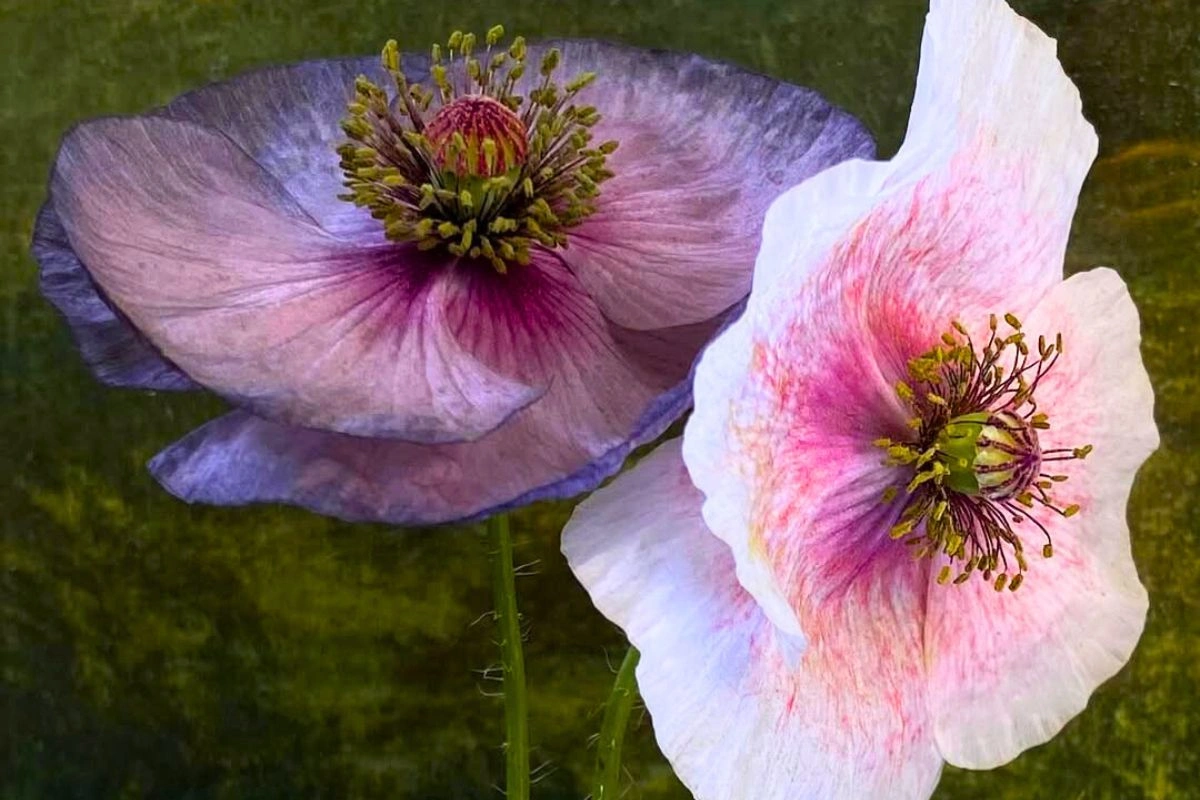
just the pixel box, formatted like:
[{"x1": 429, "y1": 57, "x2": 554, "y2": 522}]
[
  {"x1": 50, "y1": 115, "x2": 546, "y2": 444},
  {"x1": 563, "y1": 439, "x2": 943, "y2": 800},
  {"x1": 756, "y1": 0, "x2": 1096, "y2": 307},
  {"x1": 149, "y1": 251, "x2": 712, "y2": 524},
  {"x1": 684, "y1": 0, "x2": 1098, "y2": 633},
  {"x1": 31, "y1": 201, "x2": 198, "y2": 390},
  {"x1": 157, "y1": 55, "x2": 428, "y2": 240},
  {"x1": 524, "y1": 39, "x2": 875, "y2": 331},
  {"x1": 925, "y1": 269, "x2": 1157, "y2": 769},
  {"x1": 32, "y1": 56, "x2": 424, "y2": 388}
]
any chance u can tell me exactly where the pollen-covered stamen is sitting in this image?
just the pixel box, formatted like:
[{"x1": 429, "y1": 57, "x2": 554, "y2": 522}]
[
  {"x1": 336, "y1": 25, "x2": 618, "y2": 274},
  {"x1": 875, "y1": 313, "x2": 1092, "y2": 591}
]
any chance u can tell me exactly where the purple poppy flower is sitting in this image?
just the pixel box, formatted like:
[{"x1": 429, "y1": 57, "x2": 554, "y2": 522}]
[{"x1": 33, "y1": 29, "x2": 873, "y2": 525}]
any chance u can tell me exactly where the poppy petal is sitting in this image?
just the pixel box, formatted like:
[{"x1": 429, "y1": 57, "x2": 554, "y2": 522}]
[
  {"x1": 533, "y1": 40, "x2": 875, "y2": 331},
  {"x1": 563, "y1": 439, "x2": 943, "y2": 800},
  {"x1": 50, "y1": 115, "x2": 542, "y2": 443},
  {"x1": 924, "y1": 269, "x2": 1156, "y2": 769},
  {"x1": 148, "y1": 251, "x2": 712, "y2": 524},
  {"x1": 31, "y1": 201, "x2": 198, "y2": 390},
  {"x1": 157, "y1": 55, "x2": 428, "y2": 239}
]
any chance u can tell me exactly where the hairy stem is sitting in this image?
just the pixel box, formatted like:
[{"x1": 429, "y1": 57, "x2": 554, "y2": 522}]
[
  {"x1": 592, "y1": 646, "x2": 640, "y2": 800},
  {"x1": 490, "y1": 513, "x2": 530, "y2": 800}
]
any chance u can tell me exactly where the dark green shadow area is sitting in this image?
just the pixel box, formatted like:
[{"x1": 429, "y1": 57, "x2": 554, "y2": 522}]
[{"x1": 1, "y1": 1, "x2": 1196, "y2": 797}]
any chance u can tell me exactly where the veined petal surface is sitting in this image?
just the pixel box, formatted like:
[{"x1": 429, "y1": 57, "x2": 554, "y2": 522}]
[
  {"x1": 535, "y1": 40, "x2": 875, "y2": 331},
  {"x1": 150, "y1": 251, "x2": 712, "y2": 524},
  {"x1": 51, "y1": 115, "x2": 543, "y2": 444},
  {"x1": 924, "y1": 269, "x2": 1156, "y2": 769},
  {"x1": 684, "y1": 0, "x2": 1099, "y2": 636},
  {"x1": 564, "y1": 440, "x2": 943, "y2": 800}
]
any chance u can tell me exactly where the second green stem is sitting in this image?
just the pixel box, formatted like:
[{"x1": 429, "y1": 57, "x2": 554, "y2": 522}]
[{"x1": 592, "y1": 646, "x2": 640, "y2": 800}]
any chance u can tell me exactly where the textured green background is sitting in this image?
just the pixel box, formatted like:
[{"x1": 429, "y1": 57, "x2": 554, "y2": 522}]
[{"x1": 1, "y1": 0, "x2": 1197, "y2": 798}]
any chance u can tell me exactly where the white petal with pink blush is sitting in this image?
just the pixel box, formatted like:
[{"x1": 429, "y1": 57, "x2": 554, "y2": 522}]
[{"x1": 564, "y1": 1, "x2": 1157, "y2": 798}]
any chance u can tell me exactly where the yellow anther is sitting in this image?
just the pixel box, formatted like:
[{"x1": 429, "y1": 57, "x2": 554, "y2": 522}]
[
  {"x1": 382, "y1": 39, "x2": 401, "y2": 71},
  {"x1": 946, "y1": 533, "x2": 963, "y2": 556},
  {"x1": 906, "y1": 469, "x2": 938, "y2": 493}
]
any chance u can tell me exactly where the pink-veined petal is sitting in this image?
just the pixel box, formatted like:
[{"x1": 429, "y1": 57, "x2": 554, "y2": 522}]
[
  {"x1": 149, "y1": 251, "x2": 714, "y2": 524},
  {"x1": 51, "y1": 115, "x2": 544, "y2": 444},
  {"x1": 684, "y1": 0, "x2": 1098, "y2": 634},
  {"x1": 924, "y1": 268, "x2": 1157, "y2": 769},
  {"x1": 755, "y1": 0, "x2": 1096, "y2": 305},
  {"x1": 528, "y1": 39, "x2": 875, "y2": 331},
  {"x1": 563, "y1": 439, "x2": 943, "y2": 800}
]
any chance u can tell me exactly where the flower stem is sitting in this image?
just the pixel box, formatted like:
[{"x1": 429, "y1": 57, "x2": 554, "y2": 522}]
[
  {"x1": 489, "y1": 513, "x2": 530, "y2": 800},
  {"x1": 592, "y1": 646, "x2": 640, "y2": 800}
]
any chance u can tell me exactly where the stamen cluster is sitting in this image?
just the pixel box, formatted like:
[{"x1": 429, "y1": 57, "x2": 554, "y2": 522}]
[
  {"x1": 337, "y1": 26, "x2": 618, "y2": 273},
  {"x1": 875, "y1": 313, "x2": 1093, "y2": 591}
]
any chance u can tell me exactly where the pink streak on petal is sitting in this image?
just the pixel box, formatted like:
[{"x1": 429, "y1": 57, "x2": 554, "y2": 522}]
[
  {"x1": 443, "y1": 249, "x2": 617, "y2": 384},
  {"x1": 723, "y1": 141, "x2": 1069, "y2": 620}
]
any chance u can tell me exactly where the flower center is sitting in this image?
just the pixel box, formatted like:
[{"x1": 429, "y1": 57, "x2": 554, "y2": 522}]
[
  {"x1": 425, "y1": 95, "x2": 528, "y2": 178},
  {"x1": 336, "y1": 26, "x2": 618, "y2": 274},
  {"x1": 875, "y1": 313, "x2": 1093, "y2": 592},
  {"x1": 937, "y1": 409, "x2": 1042, "y2": 500}
]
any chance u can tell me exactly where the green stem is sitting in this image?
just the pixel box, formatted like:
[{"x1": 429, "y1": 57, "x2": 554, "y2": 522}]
[
  {"x1": 592, "y1": 646, "x2": 640, "y2": 800},
  {"x1": 489, "y1": 513, "x2": 530, "y2": 800}
]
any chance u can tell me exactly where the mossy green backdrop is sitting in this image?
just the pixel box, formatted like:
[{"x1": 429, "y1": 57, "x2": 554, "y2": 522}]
[{"x1": 2, "y1": 0, "x2": 1196, "y2": 797}]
